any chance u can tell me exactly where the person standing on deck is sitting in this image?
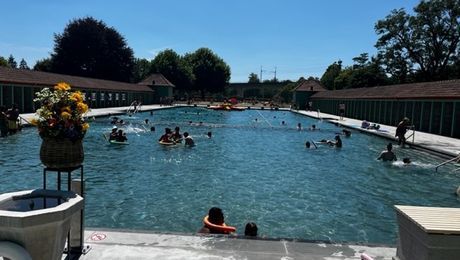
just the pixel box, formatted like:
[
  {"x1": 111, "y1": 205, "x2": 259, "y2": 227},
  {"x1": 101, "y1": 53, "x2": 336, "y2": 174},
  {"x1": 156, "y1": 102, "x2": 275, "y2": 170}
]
[
  {"x1": 6, "y1": 104, "x2": 19, "y2": 134},
  {"x1": 395, "y1": 117, "x2": 410, "y2": 147}
]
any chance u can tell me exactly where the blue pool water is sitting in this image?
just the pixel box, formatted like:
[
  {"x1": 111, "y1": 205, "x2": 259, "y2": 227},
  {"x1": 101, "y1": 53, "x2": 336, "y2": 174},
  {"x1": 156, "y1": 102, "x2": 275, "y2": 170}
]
[{"x1": 1, "y1": 107, "x2": 459, "y2": 244}]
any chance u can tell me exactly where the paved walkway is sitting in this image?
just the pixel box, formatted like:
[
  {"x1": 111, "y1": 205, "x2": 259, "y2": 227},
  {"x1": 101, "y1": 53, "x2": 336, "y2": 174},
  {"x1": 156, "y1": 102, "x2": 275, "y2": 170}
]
[
  {"x1": 70, "y1": 229, "x2": 396, "y2": 260},
  {"x1": 292, "y1": 110, "x2": 460, "y2": 158}
]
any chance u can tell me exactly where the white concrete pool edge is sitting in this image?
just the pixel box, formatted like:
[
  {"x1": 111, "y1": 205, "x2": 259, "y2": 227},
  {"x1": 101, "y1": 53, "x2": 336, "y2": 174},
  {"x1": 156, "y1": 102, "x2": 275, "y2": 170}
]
[
  {"x1": 73, "y1": 228, "x2": 396, "y2": 260},
  {"x1": 291, "y1": 109, "x2": 460, "y2": 158}
]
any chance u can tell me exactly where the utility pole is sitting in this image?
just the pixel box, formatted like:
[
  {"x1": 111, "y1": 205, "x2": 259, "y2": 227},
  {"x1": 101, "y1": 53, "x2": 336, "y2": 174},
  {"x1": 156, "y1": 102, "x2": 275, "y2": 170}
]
[
  {"x1": 260, "y1": 66, "x2": 262, "y2": 82},
  {"x1": 274, "y1": 66, "x2": 277, "y2": 82}
]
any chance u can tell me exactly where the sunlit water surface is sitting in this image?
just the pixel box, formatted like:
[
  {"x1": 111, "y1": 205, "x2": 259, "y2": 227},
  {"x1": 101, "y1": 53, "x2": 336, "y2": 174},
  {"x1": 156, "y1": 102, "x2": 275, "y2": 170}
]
[{"x1": 1, "y1": 107, "x2": 459, "y2": 244}]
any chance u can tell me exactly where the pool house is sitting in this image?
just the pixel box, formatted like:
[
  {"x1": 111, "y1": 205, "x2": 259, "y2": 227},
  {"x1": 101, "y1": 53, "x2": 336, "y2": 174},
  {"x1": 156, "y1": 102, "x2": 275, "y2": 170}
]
[
  {"x1": 304, "y1": 80, "x2": 460, "y2": 138},
  {"x1": 0, "y1": 67, "x2": 174, "y2": 113}
]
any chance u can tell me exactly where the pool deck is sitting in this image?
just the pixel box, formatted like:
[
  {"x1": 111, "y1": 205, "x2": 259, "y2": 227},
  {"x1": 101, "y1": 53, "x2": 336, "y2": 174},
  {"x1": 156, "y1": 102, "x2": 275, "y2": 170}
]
[
  {"x1": 291, "y1": 109, "x2": 460, "y2": 159},
  {"x1": 68, "y1": 229, "x2": 396, "y2": 260}
]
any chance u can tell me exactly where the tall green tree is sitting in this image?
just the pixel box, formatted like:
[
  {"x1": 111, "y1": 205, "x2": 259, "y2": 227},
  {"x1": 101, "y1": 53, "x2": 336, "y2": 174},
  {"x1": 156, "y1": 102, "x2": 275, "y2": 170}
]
[
  {"x1": 320, "y1": 60, "x2": 342, "y2": 90},
  {"x1": 131, "y1": 58, "x2": 152, "y2": 83},
  {"x1": 248, "y1": 72, "x2": 260, "y2": 83},
  {"x1": 0, "y1": 56, "x2": 8, "y2": 67},
  {"x1": 50, "y1": 17, "x2": 135, "y2": 82},
  {"x1": 375, "y1": 0, "x2": 460, "y2": 82},
  {"x1": 33, "y1": 58, "x2": 52, "y2": 72},
  {"x1": 7, "y1": 55, "x2": 17, "y2": 68},
  {"x1": 334, "y1": 55, "x2": 388, "y2": 89},
  {"x1": 151, "y1": 49, "x2": 194, "y2": 91},
  {"x1": 184, "y1": 48, "x2": 230, "y2": 95},
  {"x1": 19, "y1": 59, "x2": 29, "y2": 69}
]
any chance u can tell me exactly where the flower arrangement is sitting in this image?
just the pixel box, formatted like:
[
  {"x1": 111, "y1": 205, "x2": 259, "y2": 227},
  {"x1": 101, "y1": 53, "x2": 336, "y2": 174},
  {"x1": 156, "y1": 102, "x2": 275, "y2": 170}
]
[{"x1": 33, "y1": 82, "x2": 89, "y2": 141}]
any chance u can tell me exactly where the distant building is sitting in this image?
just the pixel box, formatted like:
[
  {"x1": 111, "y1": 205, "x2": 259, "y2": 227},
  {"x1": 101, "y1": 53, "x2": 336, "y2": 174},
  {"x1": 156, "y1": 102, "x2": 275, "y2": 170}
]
[
  {"x1": 226, "y1": 82, "x2": 285, "y2": 99},
  {"x1": 137, "y1": 74, "x2": 174, "y2": 103},
  {"x1": 310, "y1": 80, "x2": 460, "y2": 138},
  {"x1": 292, "y1": 79, "x2": 327, "y2": 109},
  {"x1": 0, "y1": 67, "x2": 173, "y2": 113}
]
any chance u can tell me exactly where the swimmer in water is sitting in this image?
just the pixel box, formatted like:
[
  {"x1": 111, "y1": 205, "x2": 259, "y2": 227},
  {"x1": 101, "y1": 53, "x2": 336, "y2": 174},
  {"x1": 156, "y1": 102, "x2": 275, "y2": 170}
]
[{"x1": 377, "y1": 143, "x2": 397, "y2": 162}]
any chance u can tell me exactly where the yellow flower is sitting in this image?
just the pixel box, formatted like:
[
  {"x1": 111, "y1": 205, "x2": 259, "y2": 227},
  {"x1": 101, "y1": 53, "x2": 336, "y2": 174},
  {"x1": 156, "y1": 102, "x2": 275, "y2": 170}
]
[
  {"x1": 76, "y1": 102, "x2": 88, "y2": 113},
  {"x1": 61, "y1": 111, "x2": 72, "y2": 120},
  {"x1": 30, "y1": 118, "x2": 39, "y2": 126},
  {"x1": 61, "y1": 106, "x2": 72, "y2": 113},
  {"x1": 54, "y1": 82, "x2": 71, "y2": 91},
  {"x1": 70, "y1": 91, "x2": 83, "y2": 102},
  {"x1": 82, "y1": 123, "x2": 90, "y2": 131}
]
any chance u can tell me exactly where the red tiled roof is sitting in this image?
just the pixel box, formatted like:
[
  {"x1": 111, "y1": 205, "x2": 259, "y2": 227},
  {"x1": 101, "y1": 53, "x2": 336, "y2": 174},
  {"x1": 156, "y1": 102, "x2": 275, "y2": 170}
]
[
  {"x1": 311, "y1": 80, "x2": 460, "y2": 100},
  {"x1": 138, "y1": 74, "x2": 175, "y2": 87},
  {"x1": 294, "y1": 80, "x2": 327, "y2": 92},
  {"x1": 0, "y1": 67, "x2": 153, "y2": 92}
]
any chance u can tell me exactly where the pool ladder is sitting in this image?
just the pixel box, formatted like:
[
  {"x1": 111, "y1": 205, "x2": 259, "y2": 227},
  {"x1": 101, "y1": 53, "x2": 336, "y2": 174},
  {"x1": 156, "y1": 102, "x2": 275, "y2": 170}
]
[
  {"x1": 127, "y1": 101, "x2": 142, "y2": 115},
  {"x1": 435, "y1": 154, "x2": 460, "y2": 172}
]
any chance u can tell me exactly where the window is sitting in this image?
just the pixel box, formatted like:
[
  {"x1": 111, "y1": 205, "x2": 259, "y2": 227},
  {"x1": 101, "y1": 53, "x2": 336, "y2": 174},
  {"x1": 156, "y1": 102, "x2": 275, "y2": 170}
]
[
  {"x1": 82, "y1": 92, "x2": 87, "y2": 101},
  {"x1": 108, "y1": 93, "x2": 112, "y2": 101},
  {"x1": 91, "y1": 93, "x2": 96, "y2": 101},
  {"x1": 122, "y1": 93, "x2": 126, "y2": 101},
  {"x1": 115, "y1": 93, "x2": 119, "y2": 101},
  {"x1": 100, "y1": 93, "x2": 105, "y2": 101}
]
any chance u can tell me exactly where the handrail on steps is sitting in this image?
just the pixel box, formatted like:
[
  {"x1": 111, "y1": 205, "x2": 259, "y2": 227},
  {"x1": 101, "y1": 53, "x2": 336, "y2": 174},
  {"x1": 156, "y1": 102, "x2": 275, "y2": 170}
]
[{"x1": 435, "y1": 154, "x2": 460, "y2": 172}]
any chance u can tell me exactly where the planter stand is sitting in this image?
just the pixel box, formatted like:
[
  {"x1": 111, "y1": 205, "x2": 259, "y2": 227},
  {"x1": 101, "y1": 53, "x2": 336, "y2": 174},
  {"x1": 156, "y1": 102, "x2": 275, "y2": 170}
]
[{"x1": 43, "y1": 165, "x2": 91, "y2": 257}]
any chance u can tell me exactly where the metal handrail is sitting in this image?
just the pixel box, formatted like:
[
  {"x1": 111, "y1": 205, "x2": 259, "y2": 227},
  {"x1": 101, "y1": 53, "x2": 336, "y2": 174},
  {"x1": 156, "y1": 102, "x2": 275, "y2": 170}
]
[
  {"x1": 404, "y1": 125, "x2": 416, "y2": 145},
  {"x1": 435, "y1": 155, "x2": 460, "y2": 172},
  {"x1": 18, "y1": 115, "x2": 31, "y2": 125}
]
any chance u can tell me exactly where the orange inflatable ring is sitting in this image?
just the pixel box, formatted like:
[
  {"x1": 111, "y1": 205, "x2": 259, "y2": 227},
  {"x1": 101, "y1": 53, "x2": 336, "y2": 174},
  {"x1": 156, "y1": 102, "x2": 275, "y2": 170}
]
[{"x1": 203, "y1": 215, "x2": 236, "y2": 234}]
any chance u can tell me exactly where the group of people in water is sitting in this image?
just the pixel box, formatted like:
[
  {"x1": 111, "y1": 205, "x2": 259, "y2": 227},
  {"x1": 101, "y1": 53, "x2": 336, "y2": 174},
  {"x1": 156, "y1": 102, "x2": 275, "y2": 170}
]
[
  {"x1": 108, "y1": 126, "x2": 128, "y2": 142},
  {"x1": 198, "y1": 207, "x2": 258, "y2": 237},
  {"x1": 0, "y1": 104, "x2": 20, "y2": 137}
]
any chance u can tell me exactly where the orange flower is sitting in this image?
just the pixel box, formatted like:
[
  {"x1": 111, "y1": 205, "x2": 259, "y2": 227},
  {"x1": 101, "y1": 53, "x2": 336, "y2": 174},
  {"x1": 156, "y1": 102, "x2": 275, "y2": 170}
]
[
  {"x1": 54, "y1": 82, "x2": 71, "y2": 91},
  {"x1": 82, "y1": 123, "x2": 90, "y2": 131},
  {"x1": 70, "y1": 91, "x2": 83, "y2": 102},
  {"x1": 76, "y1": 102, "x2": 88, "y2": 113},
  {"x1": 61, "y1": 106, "x2": 72, "y2": 113},
  {"x1": 61, "y1": 111, "x2": 72, "y2": 120},
  {"x1": 30, "y1": 118, "x2": 39, "y2": 126}
]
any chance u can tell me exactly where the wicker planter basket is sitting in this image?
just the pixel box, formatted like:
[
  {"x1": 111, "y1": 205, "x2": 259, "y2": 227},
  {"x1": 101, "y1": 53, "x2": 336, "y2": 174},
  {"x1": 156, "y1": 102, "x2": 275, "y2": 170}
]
[{"x1": 40, "y1": 138, "x2": 84, "y2": 168}]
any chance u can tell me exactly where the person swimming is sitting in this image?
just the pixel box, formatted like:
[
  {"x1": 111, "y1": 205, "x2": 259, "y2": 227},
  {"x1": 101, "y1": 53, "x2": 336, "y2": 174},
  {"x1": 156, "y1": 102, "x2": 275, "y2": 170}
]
[
  {"x1": 184, "y1": 132, "x2": 195, "y2": 146},
  {"x1": 377, "y1": 143, "x2": 397, "y2": 162},
  {"x1": 305, "y1": 141, "x2": 318, "y2": 149},
  {"x1": 207, "y1": 131, "x2": 212, "y2": 138}
]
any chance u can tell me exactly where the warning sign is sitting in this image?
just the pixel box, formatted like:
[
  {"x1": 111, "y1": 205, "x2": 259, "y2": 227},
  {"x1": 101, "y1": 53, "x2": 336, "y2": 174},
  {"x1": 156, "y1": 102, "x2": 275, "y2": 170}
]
[{"x1": 90, "y1": 233, "x2": 106, "y2": 241}]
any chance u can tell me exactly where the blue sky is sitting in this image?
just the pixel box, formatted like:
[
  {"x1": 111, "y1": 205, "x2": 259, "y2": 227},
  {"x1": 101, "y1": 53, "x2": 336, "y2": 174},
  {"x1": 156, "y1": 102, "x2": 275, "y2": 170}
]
[{"x1": 1, "y1": 0, "x2": 420, "y2": 82}]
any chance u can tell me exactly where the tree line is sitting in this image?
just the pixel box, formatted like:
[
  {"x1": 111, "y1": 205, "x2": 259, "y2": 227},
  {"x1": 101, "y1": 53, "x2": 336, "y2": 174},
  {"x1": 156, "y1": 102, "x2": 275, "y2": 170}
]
[
  {"x1": 1, "y1": 17, "x2": 230, "y2": 95},
  {"x1": 319, "y1": 0, "x2": 460, "y2": 90}
]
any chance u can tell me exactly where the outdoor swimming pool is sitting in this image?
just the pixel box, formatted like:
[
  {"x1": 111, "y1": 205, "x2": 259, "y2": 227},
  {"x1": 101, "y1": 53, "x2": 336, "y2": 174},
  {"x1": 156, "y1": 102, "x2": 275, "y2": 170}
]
[{"x1": 1, "y1": 107, "x2": 459, "y2": 244}]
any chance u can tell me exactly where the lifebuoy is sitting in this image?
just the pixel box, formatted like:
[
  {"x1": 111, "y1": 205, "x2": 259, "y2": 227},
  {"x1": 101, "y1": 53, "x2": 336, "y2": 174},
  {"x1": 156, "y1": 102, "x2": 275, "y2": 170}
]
[{"x1": 203, "y1": 215, "x2": 236, "y2": 234}]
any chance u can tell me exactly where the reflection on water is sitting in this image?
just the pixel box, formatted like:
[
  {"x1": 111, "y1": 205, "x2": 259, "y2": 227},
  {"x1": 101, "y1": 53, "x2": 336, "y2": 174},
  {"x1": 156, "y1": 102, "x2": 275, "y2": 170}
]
[{"x1": 1, "y1": 107, "x2": 459, "y2": 244}]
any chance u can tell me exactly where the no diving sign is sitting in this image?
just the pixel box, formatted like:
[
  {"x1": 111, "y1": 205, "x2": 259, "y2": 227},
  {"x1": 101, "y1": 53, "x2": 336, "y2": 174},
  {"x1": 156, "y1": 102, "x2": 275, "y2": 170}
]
[{"x1": 90, "y1": 233, "x2": 106, "y2": 241}]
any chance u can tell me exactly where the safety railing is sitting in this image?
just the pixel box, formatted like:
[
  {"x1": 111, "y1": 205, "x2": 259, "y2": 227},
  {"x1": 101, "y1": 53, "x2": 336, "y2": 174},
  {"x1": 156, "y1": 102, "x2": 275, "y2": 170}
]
[{"x1": 435, "y1": 154, "x2": 460, "y2": 172}]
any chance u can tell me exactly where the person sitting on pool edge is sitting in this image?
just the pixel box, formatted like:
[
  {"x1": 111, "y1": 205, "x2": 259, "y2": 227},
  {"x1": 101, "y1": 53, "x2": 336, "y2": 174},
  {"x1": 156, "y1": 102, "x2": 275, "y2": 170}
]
[
  {"x1": 198, "y1": 207, "x2": 234, "y2": 234},
  {"x1": 377, "y1": 143, "x2": 397, "y2": 162},
  {"x1": 245, "y1": 222, "x2": 258, "y2": 237},
  {"x1": 183, "y1": 132, "x2": 195, "y2": 146},
  {"x1": 159, "y1": 128, "x2": 174, "y2": 143}
]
